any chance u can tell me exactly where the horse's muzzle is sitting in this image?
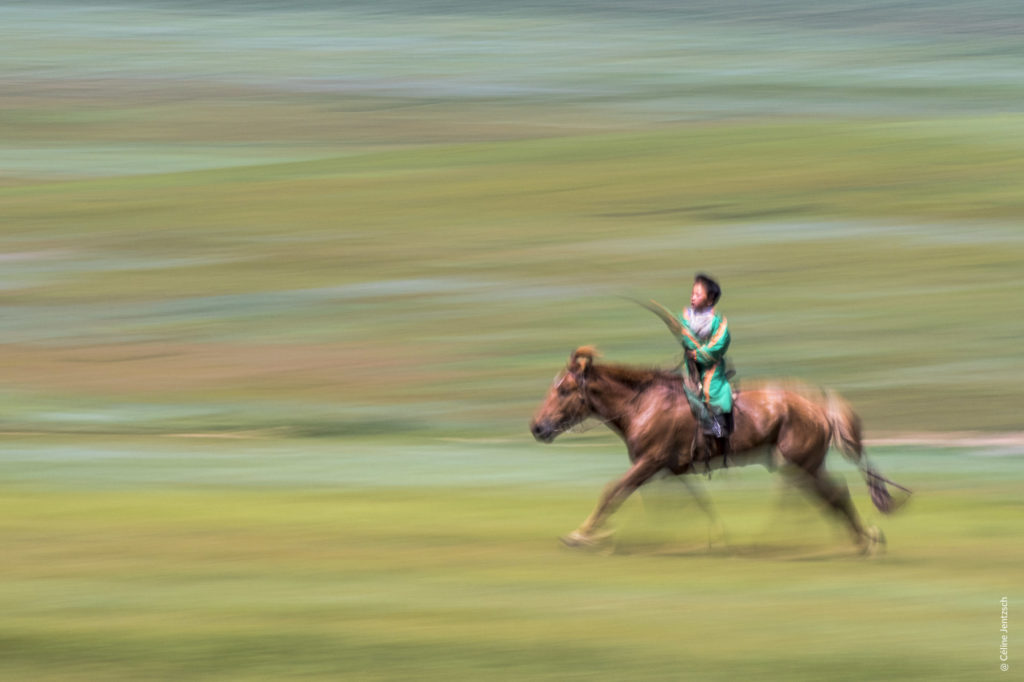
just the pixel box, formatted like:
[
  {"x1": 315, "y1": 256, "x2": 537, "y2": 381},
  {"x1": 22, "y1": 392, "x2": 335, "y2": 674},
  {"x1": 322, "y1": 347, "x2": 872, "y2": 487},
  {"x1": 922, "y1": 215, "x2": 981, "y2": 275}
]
[{"x1": 530, "y1": 420, "x2": 557, "y2": 443}]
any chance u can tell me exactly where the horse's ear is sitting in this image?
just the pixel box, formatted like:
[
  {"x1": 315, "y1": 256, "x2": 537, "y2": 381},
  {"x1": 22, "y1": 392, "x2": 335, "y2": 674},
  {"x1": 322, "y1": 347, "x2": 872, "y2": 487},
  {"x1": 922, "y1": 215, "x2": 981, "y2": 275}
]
[
  {"x1": 570, "y1": 346, "x2": 598, "y2": 375},
  {"x1": 574, "y1": 354, "x2": 590, "y2": 375}
]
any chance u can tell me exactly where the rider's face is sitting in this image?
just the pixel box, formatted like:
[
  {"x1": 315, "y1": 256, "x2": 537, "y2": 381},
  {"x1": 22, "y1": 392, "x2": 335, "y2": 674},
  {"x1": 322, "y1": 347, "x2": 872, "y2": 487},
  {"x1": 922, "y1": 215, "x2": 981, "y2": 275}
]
[{"x1": 690, "y1": 282, "x2": 711, "y2": 309}]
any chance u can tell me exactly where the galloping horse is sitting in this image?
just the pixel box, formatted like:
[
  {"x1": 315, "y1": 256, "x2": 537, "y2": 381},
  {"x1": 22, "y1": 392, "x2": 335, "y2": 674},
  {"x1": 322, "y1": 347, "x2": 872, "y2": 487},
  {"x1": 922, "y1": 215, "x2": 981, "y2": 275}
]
[{"x1": 530, "y1": 347, "x2": 908, "y2": 553}]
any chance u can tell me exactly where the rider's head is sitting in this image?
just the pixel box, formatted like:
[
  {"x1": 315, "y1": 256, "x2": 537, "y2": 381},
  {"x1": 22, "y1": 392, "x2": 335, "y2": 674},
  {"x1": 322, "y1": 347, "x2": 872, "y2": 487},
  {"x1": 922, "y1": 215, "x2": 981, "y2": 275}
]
[{"x1": 691, "y1": 273, "x2": 721, "y2": 309}]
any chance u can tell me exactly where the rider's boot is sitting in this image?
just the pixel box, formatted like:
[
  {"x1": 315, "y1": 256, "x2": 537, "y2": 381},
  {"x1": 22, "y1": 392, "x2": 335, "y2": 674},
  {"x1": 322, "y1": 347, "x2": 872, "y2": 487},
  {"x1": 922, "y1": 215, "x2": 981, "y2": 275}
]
[{"x1": 710, "y1": 412, "x2": 733, "y2": 467}]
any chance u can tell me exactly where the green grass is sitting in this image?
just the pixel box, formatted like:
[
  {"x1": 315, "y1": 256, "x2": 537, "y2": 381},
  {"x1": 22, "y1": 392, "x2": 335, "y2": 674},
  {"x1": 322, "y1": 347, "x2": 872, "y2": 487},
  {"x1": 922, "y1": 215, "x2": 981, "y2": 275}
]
[
  {"x1": 1, "y1": 437, "x2": 1020, "y2": 681},
  {"x1": 2, "y1": 121, "x2": 1022, "y2": 435}
]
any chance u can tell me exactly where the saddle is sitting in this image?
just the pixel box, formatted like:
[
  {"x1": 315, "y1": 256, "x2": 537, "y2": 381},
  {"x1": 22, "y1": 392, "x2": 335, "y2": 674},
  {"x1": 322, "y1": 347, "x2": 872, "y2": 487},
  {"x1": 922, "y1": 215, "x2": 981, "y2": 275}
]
[
  {"x1": 689, "y1": 414, "x2": 733, "y2": 473},
  {"x1": 690, "y1": 385, "x2": 741, "y2": 473},
  {"x1": 674, "y1": 362, "x2": 738, "y2": 474}
]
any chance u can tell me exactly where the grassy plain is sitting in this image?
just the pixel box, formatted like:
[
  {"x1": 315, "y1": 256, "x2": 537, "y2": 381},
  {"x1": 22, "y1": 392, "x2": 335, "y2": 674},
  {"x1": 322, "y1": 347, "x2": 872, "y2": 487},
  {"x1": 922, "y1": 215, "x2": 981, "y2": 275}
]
[
  {"x1": 1, "y1": 1, "x2": 1023, "y2": 680},
  {"x1": 2, "y1": 437, "x2": 1022, "y2": 681}
]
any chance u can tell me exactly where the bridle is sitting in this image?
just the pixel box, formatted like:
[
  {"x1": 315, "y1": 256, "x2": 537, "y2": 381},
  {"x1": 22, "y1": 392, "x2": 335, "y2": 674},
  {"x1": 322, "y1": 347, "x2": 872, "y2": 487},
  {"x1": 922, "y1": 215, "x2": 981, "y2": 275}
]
[{"x1": 556, "y1": 366, "x2": 630, "y2": 434}]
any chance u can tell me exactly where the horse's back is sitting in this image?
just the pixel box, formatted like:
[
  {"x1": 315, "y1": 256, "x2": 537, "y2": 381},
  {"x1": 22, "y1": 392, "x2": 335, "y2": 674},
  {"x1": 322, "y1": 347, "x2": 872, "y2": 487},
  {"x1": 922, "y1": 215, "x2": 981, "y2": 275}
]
[{"x1": 733, "y1": 386, "x2": 832, "y2": 457}]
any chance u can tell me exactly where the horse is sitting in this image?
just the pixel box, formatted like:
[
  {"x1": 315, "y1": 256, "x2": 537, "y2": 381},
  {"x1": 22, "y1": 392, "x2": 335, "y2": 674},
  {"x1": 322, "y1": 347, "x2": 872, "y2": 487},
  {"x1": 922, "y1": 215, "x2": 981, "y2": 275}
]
[{"x1": 529, "y1": 346, "x2": 909, "y2": 554}]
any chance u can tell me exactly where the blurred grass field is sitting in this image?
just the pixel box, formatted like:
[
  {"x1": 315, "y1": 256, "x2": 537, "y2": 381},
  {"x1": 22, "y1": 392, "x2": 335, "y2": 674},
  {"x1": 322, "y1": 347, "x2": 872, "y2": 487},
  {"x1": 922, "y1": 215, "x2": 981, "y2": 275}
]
[
  {"x1": 2, "y1": 1, "x2": 1023, "y2": 680},
  {"x1": 2, "y1": 437, "x2": 1022, "y2": 681}
]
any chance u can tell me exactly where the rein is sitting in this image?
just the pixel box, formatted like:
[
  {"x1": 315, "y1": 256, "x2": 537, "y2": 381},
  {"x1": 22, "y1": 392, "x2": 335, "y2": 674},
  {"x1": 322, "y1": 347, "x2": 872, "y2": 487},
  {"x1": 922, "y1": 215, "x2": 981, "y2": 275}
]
[{"x1": 571, "y1": 369, "x2": 633, "y2": 433}]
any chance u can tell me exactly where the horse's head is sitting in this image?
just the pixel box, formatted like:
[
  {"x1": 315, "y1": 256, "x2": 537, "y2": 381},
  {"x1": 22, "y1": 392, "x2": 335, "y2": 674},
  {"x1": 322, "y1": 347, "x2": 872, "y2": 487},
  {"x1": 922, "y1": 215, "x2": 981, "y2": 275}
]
[{"x1": 530, "y1": 347, "x2": 598, "y2": 443}]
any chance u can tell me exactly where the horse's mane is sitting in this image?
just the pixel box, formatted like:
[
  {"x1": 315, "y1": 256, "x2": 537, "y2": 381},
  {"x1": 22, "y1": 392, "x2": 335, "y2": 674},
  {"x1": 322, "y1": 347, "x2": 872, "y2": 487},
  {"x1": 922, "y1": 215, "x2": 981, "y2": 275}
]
[
  {"x1": 594, "y1": 361, "x2": 686, "y2": 394},
  {"x1": 572, "y1": 346, "x2": 683, "y2": 393},
  {"x1": 579, "y1": 347, "x2": 831, "y2": 406}
]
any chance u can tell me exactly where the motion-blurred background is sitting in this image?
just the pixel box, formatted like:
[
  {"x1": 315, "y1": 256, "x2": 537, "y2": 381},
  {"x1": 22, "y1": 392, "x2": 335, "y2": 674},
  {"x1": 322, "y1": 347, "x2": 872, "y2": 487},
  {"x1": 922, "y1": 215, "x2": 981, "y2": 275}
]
[
  {"x1": 1, "y1": 2, "x2": 1022, "y2": 680},
  {"x1": 4, "y1": 0, "x2": 1023, "y2": 438}
]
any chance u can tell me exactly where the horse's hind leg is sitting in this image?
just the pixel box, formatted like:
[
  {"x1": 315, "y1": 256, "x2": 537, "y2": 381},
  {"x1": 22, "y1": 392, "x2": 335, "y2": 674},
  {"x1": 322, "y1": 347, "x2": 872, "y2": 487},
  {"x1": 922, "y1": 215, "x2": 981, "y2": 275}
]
[
  {"x1": 677, "y1": 475, "x2": 727, "y2": 548},
  {"x1": 800, "y1": 470, "x2": 874, "y2": 552}
]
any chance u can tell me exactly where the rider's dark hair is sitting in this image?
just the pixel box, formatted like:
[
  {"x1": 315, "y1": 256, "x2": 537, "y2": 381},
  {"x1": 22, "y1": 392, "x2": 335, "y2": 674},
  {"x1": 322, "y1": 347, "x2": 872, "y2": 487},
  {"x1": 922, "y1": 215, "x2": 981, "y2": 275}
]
[{"x1": 694, "y1": 273, "x2": 722, "y2": 305}]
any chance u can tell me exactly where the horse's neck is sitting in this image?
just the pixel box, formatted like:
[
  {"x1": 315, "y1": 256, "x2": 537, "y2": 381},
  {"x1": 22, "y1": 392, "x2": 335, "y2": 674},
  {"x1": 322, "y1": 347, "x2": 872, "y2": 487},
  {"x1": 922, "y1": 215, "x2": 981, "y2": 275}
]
[{"x1": 588, "y1": 370, "x2": 652, "y2": 434}]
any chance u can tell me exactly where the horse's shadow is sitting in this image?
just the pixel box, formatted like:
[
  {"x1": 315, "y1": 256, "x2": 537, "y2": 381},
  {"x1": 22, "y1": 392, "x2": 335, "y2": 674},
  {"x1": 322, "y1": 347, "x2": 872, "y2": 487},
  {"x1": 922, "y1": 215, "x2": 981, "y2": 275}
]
[{"x1": 605, "y1": 539, "x2": 873, "y2": 562}]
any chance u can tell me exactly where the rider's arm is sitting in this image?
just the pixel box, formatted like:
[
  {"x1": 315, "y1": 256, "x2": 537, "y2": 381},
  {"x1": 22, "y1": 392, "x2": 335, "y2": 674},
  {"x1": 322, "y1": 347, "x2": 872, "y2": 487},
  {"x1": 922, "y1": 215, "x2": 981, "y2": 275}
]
[
  {"x1": 678, "y1": 313, "x2": 730, "y2": 364},
  {"x1": 693, "y1": 316, "x2": 730, "y2": 365},
  {"x1": 675, "y1": 310, "x2": 703, "y2": 353}
]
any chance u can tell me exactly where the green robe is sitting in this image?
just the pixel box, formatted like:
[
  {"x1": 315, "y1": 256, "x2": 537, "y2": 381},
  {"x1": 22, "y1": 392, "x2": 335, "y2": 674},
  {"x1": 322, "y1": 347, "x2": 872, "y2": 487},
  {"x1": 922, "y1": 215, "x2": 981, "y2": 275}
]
[{"x1": 676, "y1": 308, "x2": 733, "y2": 414}]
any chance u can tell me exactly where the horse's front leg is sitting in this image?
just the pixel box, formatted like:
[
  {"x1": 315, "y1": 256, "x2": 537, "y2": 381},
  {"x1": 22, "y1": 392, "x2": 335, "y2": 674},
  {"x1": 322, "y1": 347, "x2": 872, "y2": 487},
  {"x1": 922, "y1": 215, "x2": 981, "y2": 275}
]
[{"x1": 562, "y1": 455, "x2": 663, "y2": 547}]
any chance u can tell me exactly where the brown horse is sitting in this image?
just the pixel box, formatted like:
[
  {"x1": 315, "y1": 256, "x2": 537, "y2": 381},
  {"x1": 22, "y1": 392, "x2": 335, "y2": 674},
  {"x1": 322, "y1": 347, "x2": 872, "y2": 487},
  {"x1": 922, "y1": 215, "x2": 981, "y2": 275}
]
[{"x1": 530, "y1": 347, "x2": 908, "y2": 553}]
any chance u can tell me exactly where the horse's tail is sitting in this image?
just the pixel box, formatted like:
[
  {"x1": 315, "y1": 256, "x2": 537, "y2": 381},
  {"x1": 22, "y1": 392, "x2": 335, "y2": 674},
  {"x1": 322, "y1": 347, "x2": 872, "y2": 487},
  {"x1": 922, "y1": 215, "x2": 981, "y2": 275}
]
[{"x1": 824, "y1": 390, "x2": 910, "y2": 514}]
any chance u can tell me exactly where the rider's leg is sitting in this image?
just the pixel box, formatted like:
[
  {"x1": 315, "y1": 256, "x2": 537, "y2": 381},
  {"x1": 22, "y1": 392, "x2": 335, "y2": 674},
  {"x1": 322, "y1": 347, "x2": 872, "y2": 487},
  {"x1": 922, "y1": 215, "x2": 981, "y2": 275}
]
[{"x1": 712, "y1": 411, "x2": 733, "y2": 466}]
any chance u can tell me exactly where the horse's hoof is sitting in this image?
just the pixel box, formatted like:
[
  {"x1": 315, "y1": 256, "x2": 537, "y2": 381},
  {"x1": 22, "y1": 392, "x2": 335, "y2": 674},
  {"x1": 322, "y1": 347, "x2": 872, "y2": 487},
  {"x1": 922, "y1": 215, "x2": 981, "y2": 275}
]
[
  {"x1": 559, "y1": 529, "x2": 612, "y2": 550},
  {"x1": 858, "y1": 526, "x2": 887, "y2": 557},
  {"x1": 560, "y1": 531, "x2": 587, "y2": 547},
  {"x1": 869, "y1": 526, "x2": 887, "y2": 555}
]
